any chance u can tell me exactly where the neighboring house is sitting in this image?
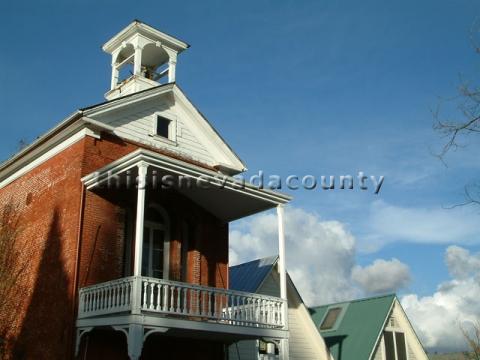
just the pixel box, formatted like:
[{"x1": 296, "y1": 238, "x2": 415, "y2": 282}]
[
  {"x1": 228, "y1": 256, "x2": 331, "y2": 360},
  {"x1": 0, "y1": 21, "x2": 292, "y2": 359},
  {"x1": 310, "y1": 294, "x2": 429, "y2": 360}
]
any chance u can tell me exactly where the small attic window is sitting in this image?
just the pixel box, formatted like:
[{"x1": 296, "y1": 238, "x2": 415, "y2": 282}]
[
  {"x1": 156, "y1": 115, "x2": 171, "y2": 138},
  {"x1": 320, "y1": 307, "x2": 342, "y2": 330},
  {"x1": 151, "y1": 113, "x2": 177, "y2": 143}
]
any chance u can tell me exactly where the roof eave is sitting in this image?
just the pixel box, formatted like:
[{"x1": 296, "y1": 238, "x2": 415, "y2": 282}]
[{"x1": 102, "y1": 21, "x2": 190, "y2": 54}]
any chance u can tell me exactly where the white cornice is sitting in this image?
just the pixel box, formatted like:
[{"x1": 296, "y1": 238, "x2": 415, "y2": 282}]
[
  {"x1": 0, "y1": 127, "x2": 99, "y2": 189},
  {"x1": 83, "y1": 83, "x2": 175, "y2": 117},
  {"x1": 81, "y1": 148, "x2": 291, "y2": 205},
  {"x1": 102, "y1": 21, "x2": 189, "y2": 54}
]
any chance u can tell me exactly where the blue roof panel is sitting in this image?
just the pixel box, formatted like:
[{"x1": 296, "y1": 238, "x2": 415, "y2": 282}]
[{"x1": 229, "y1": 256, "x2": 278, "y2": 292}]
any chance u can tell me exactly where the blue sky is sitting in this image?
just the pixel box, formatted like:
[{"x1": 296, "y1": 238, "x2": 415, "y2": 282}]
[{"x1": 2, "y1": 0, "x2": 480, "y2": 351}]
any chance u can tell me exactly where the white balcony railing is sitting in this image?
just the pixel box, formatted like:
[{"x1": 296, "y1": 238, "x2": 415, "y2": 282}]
[{"x1": 78, "y1": 276, "x2": 286, "y2": 329}]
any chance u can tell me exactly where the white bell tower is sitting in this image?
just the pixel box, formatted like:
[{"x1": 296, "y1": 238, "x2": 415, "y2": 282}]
[{"x1": 102, "y1": 20, "x2": 189, "y2": 100}]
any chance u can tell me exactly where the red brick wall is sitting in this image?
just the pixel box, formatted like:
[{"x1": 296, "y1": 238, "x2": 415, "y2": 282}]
[
  {"x1": 0, "y1": 131, "x2": 230, "y2": 359},
  {"x1": 0, "y1": 138, "x2": 87, "y2": 359}
]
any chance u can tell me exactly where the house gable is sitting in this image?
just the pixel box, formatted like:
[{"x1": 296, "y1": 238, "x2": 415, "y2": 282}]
[
  {"x1": 229, "y1": 257, "x2": 331, "y2": 360},
  {"x1": 371, "y1": 299, "x2": 428, "y2": 360},
  {"x1": 83, "y1": 84, "x2": 246, "y2": 174}
]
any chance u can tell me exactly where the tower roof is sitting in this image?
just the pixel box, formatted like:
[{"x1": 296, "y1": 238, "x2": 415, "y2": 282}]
[{"x1": 102, "y1": 20, "x2": 190, "y2": 54}]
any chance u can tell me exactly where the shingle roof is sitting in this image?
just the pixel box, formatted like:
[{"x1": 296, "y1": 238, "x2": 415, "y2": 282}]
[
  {"x1": 229, "y1": 256, "x2": 278, "y2": 293},
  {"x1": 310, "y1": 294, "x2": 396, "y2": 360}
]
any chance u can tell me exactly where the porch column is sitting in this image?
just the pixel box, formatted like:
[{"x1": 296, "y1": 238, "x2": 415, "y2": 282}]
[
  {"x1": 277, "y1": 204, "x2": 289, "y2": 360},
  {"x1": 134, "y1": 162, "x2": 149, "y2": 277},
  {"x1": 132, "y1": 162, "x2": 148, "y2": 315}
]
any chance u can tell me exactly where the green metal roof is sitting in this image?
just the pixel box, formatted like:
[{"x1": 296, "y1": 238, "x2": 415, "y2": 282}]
[{"x1": 310, "y1": 294, "x2": 396, "y2": 360}]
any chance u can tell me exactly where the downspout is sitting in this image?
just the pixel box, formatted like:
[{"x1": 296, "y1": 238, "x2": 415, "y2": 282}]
[{"x1": 69, "y1": 183, "x2": 86, "y2": 359}]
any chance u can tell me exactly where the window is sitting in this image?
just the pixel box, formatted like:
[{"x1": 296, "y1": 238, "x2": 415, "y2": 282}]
[
  {"x1": 320, "y1": 307, "x2": 342, "y2": 330},
  {"x1": 155, "y1": 115, "x2": 171, "y2": 138},
  {"x1": 142, "y1": 205, "x2": 169, "y2": 279},
  {"x1": 384, "y1": 331, "x2": 407, "y2": 360}
]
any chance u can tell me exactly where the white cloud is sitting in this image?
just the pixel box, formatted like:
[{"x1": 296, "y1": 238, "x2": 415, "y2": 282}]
[
  {"x1": 230, "y1": 206, "x2": 411, "y2": 306},
  {"x1": 401, "y1": 246, "x2": 480, "y2": 352},
  {"x1": 230, "y1": 206, "x2": 480, "y2": 352},
  {"x1": 359, "y1": 200, "x2": 480, "y2": 252},
  {"x1": 445, "y1": 245, "x2": 480, "y2": 279},
  {"x1": 352, "y1": 258, "x2": 411, "y2": 294}
]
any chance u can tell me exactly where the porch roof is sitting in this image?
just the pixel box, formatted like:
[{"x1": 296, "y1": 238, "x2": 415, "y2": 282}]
[{"x1": 81, "y1": 148, "x2": 291, "y2": 222}]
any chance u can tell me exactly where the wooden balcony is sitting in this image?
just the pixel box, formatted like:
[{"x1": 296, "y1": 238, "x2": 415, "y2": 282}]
[
  {"x1": 78, "y1": 276, "x2": 286, "y2": 330},
  {"x1": 76, "y1": 276, "x2": 288, "y2": 358}
]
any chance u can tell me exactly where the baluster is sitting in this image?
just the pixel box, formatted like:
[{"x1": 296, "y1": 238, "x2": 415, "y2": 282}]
[
  {"x1": 237, "y1": 295, "x2": 241, "y2": 321},
  {"x1": 163, "y1": 284, "x2": 168, "y2": 311},
  {"x1": 155, "y1": 284, "x2": 162, "y2": 311},
  {"x1": 241, "y1": 297, "x2": 246, "y2": 322},
  {"x1": 82, "y1": 293, "x2": 87, "y2": 313},
  {"x1": 201, "y1": 290, "x2": 206, "y2": 316},
  {"x1": 142, "y1": 281, "x2": 147, "y2": 309},
  {"x1": 103, "y1": 288, "x2": 106, "y2": 309},
  {"x1": 113, "y1": 286, "x2": 117, "y2": 308},
  {"x1": 170, "y1": 286, "x2": 175, "y2": 312},
  {"x1": 194, "y1": 290, "x2": 199, "y2": 315},
  {"x1": 176, "y1": 287, "x2": 181, "y2": 313},
  {"x1": 95, "y1": 290, "x2": 98, "y2": 311},
  {"x1": 108, "y1": 287, "x2": 113, "y2": 308},
  {"x1": 213, "y1": 291, "x2": 218, "y2": 318},
  {"x1": 182, "y1": 287, "x2": 188, "y2": 314},
  {"x1": 267, "y1": 301, "x2": 272, "y2": 325},
  {"x1": 148, "y1": 282, "x2": 154, "y2": 310},
  {"x1": 207, "y1": 292, "x2": 212, "y2": 317}
]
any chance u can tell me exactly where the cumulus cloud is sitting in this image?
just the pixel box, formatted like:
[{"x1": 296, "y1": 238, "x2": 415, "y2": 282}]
[
  {"x1": 359, "y1": 200, "x2": 480, "y2": 252},
  {"x1": 401, "y1": 246, "x2": 480, "y2": 352},
  {"x1": 230, "y1": 206, "x2": 410, "y2": 306},
  {"x1": 445, "y1": 245, "x2": 480, "y2": 279},
  {"x1": 351, "y1": 258, "x2": 411, "y2": 294}
]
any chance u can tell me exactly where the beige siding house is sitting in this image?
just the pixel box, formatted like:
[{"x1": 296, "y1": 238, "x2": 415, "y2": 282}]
[{"x1": 228, "y1": 257, "x2": 331, "y2": 360}]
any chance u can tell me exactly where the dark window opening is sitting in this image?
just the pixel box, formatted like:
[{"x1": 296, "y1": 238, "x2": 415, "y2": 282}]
[
  {"x1": 156, "y1": 116, "x2": 170, "y2": 138},
  {"x1": 320, "y1": 307, "x2": 342, "y2": 330},
  {"x1": 384, "y1": 331, "x2": 396, "y2": 360},
  {"x1": 395, "y1": 332, "x2": 407, "y2": 360}
]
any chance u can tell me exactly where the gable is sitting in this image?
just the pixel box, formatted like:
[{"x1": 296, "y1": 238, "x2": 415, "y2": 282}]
[
  {"x1": 372, "y1": 300, "x2": 428, "y2": 360},
  {"x1": 311, "y1": 295, "x2": 395, "y2": 360},
  {"x1": 83, "y1": 85, "x2": 246, "y2": 174}
]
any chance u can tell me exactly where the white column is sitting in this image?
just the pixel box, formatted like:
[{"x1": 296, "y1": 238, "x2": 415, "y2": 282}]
[
  {"x1": 162, "y1": 47, "x2": 178, "y2": 83},
  {"x1": 134, "y1": 162, "x2": 148, "y2": 277},
  {"x1": 133, "y1": 46, "x2": 142, "y2": 76},
  {"x1": 132, "y1": 163, "x2": 148, "y2": 315},
  {"x1": 277, "y1": 205, "x2": 287, "y2": 300},
  {"x1": 111, "y1": 64, "x2": 119, "y2": 89},
  {"x1": 277, "y1": 204, "x2": 289, "y2": 360},
  {"x1": 168, "y1": 59, "x2": 176, "y2": 82}
]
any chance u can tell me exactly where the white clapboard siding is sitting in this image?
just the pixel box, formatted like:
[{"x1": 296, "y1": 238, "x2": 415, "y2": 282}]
[
  {"x1": 90, "y1": 97, "x2": 216, "y2": 166},
  {"x1": 372, "y1": 303, "x2": 427, "y2": 360}
]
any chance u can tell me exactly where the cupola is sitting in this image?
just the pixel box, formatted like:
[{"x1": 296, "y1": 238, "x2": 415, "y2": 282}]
[{"x1": 102, "y1": 20, "x2": 189, "y2": 100}]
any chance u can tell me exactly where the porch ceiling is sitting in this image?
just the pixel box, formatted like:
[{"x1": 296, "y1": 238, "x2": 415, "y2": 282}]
[{"x1": 81, "y1": 149, "x2": 291, "y2": 222}]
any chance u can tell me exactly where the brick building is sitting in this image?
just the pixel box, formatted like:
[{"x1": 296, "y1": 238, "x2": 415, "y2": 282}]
[{"x1": 0, "y1": 21, "x2": 291, "y2": 360}]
